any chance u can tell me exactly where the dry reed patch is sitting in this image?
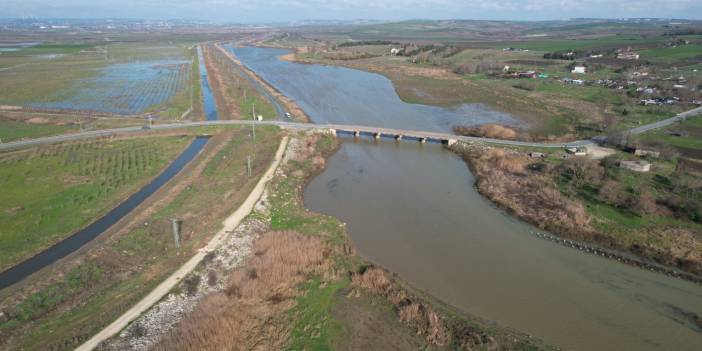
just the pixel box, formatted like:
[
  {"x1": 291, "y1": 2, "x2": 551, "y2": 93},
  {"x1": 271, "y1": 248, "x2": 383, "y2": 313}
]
[
  {"x1": 461, "y1": 146, "x2": 592, "y2": 240},
  {"x1": 454, "y1": 124, "x2": 519, "y2": 140},
  {"x1": 353, "y1": 268, "x2": 450, "y2": 346},
  {"x1": 154, "y1": 231, "x2": 332, "y2": 351},
  {"x1": 351, "y1": 267, "x2": 503, "y2": 350}
]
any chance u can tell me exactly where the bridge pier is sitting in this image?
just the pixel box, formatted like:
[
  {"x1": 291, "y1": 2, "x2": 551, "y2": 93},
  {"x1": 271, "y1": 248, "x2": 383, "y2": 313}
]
[
  {"x1": 395, "y1": 135, "x2": 403, "y2": 141},
  {"x1": 446, "y1": 138, "x2": 457, "y2": 146},
  {"x1": 329, "y1": 129, "x2": 337, "y2": 136},
  {"x1": 354, "y1": 131, "x2": 360, "y2": 137},
  {"x1": 374, "y1": 132, "x2": 382, "y2": 139},
  {"x1": 419, "y1": 137, "x2": 427, "y2": 144}
]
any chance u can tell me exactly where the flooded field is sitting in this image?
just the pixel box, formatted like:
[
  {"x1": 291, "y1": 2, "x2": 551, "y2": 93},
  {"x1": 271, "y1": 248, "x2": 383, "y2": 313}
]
[
  {"x1": 235, "y1": 45, "x2": 702, "y2": 351},
  {"x1": 231, "y1": 46, "x2": 519, "y2": 132},
  {"x1": 31, "y1": 60, "x2": 191, "y2": 115}
]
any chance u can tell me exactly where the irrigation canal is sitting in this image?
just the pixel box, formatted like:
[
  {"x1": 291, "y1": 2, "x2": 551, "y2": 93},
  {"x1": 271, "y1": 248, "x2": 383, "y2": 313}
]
[{"x1": 0, "y1": 49, "x2": 220, "y2": 290}]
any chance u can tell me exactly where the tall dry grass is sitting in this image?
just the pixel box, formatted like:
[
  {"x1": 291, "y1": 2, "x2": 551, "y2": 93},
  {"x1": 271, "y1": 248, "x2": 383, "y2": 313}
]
[
  {"x1": 463, "y1": 147, "x2": 592, "y2": 239},
  {"x1": 351, "y1": 267, "x2": 498, "y2": 349},
  {"x1": 454, "y1": 124, "x2": 519, "y2": 140},
  {"x1": 154, "y1": 231, "x2": 330, "y2": 351}
]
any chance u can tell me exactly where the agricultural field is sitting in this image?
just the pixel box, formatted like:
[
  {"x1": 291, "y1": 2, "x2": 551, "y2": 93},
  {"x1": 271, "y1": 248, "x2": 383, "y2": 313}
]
[
  {"x1": 640, "y1": 43, "x2": 702, "y2": 61},
  {"x1": 0, "y1": 135, "x2": 190, "y2": 271},
  {"x1": 30, "y1": 59, "x2": 192, "y2": 115},
  {"x1": 0, "y1": 42, "x2": 199, "y2": 119},
  {"x1": 0, "y1": 126, "x2": 283, "y2": 351}
]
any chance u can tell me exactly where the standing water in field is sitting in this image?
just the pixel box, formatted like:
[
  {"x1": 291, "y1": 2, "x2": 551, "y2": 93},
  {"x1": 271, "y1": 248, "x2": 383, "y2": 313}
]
[
  {"x1": 234, "y1": 46, "x2": 702, "y2": 351},
  {"x1": 30, "y1": 60, "x2": 191, "y2": 115}
]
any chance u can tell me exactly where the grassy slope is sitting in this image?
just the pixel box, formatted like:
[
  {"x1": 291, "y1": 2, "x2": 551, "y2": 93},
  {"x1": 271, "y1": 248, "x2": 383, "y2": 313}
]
[
  {"x1": 0, "y1": 136, "x2": 189, "y2": 270},
  {"x1": 1, "y1": 126, "x2": 282, "y2": 351}
]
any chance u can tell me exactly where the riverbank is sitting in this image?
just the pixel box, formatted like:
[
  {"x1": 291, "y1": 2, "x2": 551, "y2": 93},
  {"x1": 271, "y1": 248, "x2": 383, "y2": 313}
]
[
  {"x1": 0, "y1": 126, "x2": 283, "y2": 350},
  {"x1": 281, "y1": 43, "x2": 692, "y2": 142},
  {"x1": 271, "y1": 44, "x2": 702, "y2": 283},
  {"x1": 112, "y1": 131, "x2": 554, "y2": 350},
  {"x1": 449, "y1": 141, "x2": 702, "y2": 284}
]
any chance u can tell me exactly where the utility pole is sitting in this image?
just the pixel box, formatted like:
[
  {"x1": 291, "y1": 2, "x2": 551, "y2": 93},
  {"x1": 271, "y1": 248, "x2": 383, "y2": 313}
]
[
  {"x1": 251, "y1": 103, "x2": 257, "y2": 160},
  {"x1": 170, "y1": 218, "x2": 181, "y2": 249},
  {"x1": 247, "y1": 156, "x2": 252, "y2": 177}
]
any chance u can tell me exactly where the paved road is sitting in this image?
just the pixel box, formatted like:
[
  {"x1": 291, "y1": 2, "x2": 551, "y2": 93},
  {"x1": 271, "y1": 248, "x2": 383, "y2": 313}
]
[
  {"x1": 2, "y1": 105, "x2": 700, "y2": 153},
  {"x1": 0, "y1": 119, "x2": 590, "y2": 152}
]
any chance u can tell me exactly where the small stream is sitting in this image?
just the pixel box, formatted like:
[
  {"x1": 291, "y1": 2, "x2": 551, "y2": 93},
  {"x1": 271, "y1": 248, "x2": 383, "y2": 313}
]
[{"x1": 233, "y1": 46, "x2": 702, "y2": 351}]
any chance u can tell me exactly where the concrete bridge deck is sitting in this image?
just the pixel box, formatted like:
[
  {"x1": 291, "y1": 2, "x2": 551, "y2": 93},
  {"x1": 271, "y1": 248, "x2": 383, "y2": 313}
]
[
  {"x1": 0, "y1": 120, "x2": 590, "y2": 152},
  {"x1": 2, "y1": 104, "x2": 701, "y2": 152}
]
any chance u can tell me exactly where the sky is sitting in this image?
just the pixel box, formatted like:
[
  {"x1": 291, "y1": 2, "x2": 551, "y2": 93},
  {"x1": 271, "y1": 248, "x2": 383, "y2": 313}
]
[{"x1": 2, "y1": 0, "x2": 702, "y2": 23}]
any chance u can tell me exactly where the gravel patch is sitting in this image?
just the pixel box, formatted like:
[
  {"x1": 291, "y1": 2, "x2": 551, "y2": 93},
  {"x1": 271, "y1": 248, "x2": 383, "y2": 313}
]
[{"x1": 98, "y1": 203, "x2": 271, "y2": 351}]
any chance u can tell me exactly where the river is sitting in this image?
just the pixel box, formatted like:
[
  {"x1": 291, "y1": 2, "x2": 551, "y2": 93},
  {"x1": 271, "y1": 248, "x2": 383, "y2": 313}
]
[{"x1": 232, "y1": 46, "x2": 702, "y2": 351}]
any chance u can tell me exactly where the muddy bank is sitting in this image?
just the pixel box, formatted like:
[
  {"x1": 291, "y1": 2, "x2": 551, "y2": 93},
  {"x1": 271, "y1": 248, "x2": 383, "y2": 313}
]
[{"x1": 449, "y1": 141, "x2": 702, "y2": 284}]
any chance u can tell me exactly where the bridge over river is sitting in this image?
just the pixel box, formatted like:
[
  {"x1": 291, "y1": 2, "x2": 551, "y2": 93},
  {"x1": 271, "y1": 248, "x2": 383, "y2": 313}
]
[{"x1": 1, "y1": 105, "x2": 701, "y2": 152}]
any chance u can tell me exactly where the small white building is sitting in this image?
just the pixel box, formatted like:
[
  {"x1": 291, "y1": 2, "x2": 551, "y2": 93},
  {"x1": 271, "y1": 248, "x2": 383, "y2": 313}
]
[
  {"x1": 617, "y1": 52, "x2": 640, "y2": 60},
  {"x1": 566, "y1": 147, "x2": 587, "y2": 156},
  {"x1": 620, "y1": 160, "x2": 651, "y2": 172},
  {"x1": 634, "y1": 149, "x2": 660, "y2": 158},
  {"x1": 572, "y1": 66, "x2": 586, "y2": 74},
  {"x1": 390, "y1": 48, "x2": 400, "y2": 56}
]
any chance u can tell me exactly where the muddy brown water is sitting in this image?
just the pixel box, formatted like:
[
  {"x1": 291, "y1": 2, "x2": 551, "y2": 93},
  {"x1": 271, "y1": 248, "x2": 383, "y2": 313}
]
[{"x1": 235, "y1": 46, "x2": 702, "y2": 350}]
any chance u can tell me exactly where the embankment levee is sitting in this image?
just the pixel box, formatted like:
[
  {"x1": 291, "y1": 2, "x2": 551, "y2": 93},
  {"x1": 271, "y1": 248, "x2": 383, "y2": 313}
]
[
  {"x1": 76, "y1": 136, "x2": 289, "y2": 351},
  {"x1": 213, "y1": 42, "x2": 312, "y2": 123}
]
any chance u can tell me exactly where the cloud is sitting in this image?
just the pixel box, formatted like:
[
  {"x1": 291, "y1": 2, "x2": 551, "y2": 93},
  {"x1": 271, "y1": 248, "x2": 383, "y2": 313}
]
[{"x1": 2, "y1": 0, "x2": 701, "y2": 21}]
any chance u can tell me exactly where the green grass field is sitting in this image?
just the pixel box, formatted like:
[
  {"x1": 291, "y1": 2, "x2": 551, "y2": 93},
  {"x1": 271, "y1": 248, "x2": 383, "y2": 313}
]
[
  {"x1": 0, "y1": 136, "x2": 189, "y2": 270},
  {"x1": 640, "y1": 44, "x2": 702, "y2": 61},
  {"x1": 0, "y1": 120, "x2": 72, "y2": 142}
]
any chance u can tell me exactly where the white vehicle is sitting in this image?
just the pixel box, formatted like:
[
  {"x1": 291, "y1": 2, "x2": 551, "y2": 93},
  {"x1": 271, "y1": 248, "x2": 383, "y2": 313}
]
[{"x1": 285, "y1": 112, "x2": 292, "y2": 119}]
